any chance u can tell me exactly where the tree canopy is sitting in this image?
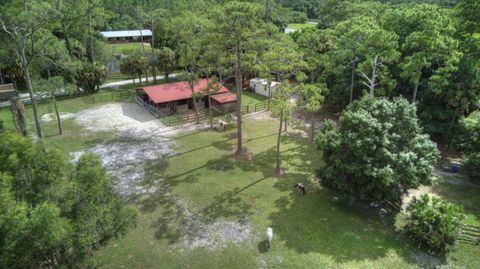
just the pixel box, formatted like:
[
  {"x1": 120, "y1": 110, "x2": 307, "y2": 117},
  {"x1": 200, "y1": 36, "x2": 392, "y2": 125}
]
[{"x1": 317, "y1": 97, "x2": 439, "y2": 205}]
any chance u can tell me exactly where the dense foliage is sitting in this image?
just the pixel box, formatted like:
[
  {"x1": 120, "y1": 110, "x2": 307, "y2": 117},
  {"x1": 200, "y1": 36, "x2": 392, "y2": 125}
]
[
  {"x1": 317, "y1": 97, "x2": 439, "y2": 205},
  {"x1": 404, "y1": 194, "x2": 464, "y2": 252},
  {"x1": 0, "y1": 132, "x2": 137, "y2": 268},
  {"x1": 456, "y1": 111, "x2": 480, "y2": 179}
]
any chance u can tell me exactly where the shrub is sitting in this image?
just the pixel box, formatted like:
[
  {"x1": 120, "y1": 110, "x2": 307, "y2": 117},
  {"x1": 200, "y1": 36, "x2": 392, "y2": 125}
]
[
  {"x1": 464, "y1": 153, "x2": 480, "y2": 179},
  {"x1": 404, "y1": 194, "x2": 464, "y2": 252},
  {"x1": 456, "y1": 111, "x2": 480, "y2": 180},
  {"x1": 316, "y1": 97, "x2": 439, "y2": 205}
]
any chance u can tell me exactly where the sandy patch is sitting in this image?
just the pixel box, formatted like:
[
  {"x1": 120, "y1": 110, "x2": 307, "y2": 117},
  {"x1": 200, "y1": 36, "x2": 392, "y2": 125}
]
[
  {"x1": 41, "y1": 112, "x2": 75, "y2": 122},
  {"x1": 71, "y1": 137, "x2": 175, "y2": 196},
  {"x1": 70, "y1": 103, "x2": 212, "y2": 195},
  {"x1": 180, "y1": 216, "x2": 251, "y2": 251},
  {"x1": 74, "y1": 103, "x2": 164, "y2": 134}
]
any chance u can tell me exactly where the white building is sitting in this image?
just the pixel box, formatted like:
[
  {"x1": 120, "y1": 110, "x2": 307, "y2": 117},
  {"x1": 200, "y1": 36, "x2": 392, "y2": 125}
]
[
  {"x1": 249, "y1": 78, "x2": 279, "y2": 97},
  {"x1": 100, "y1": 29, "x2": 152, "y2": 44}
]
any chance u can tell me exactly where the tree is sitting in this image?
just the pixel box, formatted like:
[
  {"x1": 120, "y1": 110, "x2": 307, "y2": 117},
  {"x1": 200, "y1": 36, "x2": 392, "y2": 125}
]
[
  {"x1": 297, "y1": 83, "x2": 327, "y2": 142},
  {"x1": 384, "y1": 4, "x2": 460, "y2": 103},
  {"x1": 172, "y1": 12, "x2": 213, "y2": 124},
  {"x1": 156, "y1": 47, "x2": 176, "y2": 81},
  {"x1": 34, "y1": 77, "x2": 75, "y2": 135},
  {"x1": 293, "y1": 28, "x2": 334, "y2": 84},
  {"x1": 260, "y1": 34, "x2": 307, "y2": 111},
  {"x1": 120, "y1": 53, "x2": 148, "y2": 84},
  {"x1": 331, "y1": 16, "x2": 399, "y2": 105},
  {"x1": 0, "y1": 0, "x2": 58, "y2": 139},
  {"x1": 404, "y1": 194, "x2": 464, "y2": 252},
  {"x1": 270, "y1": 82, "x2": 296, "y2": 176},
  {"x1": 317, "y1": 97, "x2": 439, "y2": 205},
  {"x1": 456, "y1": 111, "x2": 480, "y2": 179},
  {"x1": 214, "y1": 1, "x2": 273, "y2": 156},
  {"x1": 76, "y1": 62, "x2": 107, "y2": 93},
  {"x1": 0, "y1": 132, "x2": 137, "y2": 268}
]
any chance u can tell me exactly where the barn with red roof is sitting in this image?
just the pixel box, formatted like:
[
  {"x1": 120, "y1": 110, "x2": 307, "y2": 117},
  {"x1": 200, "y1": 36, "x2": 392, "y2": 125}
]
[{"x1": 135, "y1": 79, "x2": 237, "y2": 117}]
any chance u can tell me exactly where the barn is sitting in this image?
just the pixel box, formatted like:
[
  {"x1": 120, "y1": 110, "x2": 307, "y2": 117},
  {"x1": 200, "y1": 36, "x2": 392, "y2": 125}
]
[
  {"x1": 100, "y1": 29, "x2": 152, "y2": 44},
  {"x1": 135, "y1": 79, "x2": 237, "y2": 117}
]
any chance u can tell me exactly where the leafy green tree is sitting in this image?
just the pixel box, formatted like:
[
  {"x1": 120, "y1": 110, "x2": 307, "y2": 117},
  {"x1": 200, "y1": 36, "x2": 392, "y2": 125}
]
[
  {"x1": 0, "y1": 0, "x2": 58, "y2": 139},
  {"x1": 317, "y1": 97, "x2": 439, "y2": 205},
  {"x1": 456, "y1": 111, "x2": 480, "y2": 179},
  {"x1": 404, "y1": 194, "x2": 464, "y2": 252},
  {"x1": 0, "y1": 132, "x2": 136, "y2": 268},
  {"x1": 214, "y1": 1, "x2": 273, "y2": 156},
  {"x1": 293, "y1": 27, "x2": 334, "y2": 83},
  {"x1": 384, "y1": 4, "x2": 460, "y2": 103},
  {"x1": 297, "y1": 83, "x2": 327, "y2": 142},
  {"x1": 120, "y1": 53, "x2": 148, "y2": 84},
  {"x1": 270, "y1": 82, "x2": 297, "y2": 176},
  {"x1": 330, "y1": 16, "x2": 399, "y2": 105},
  {"x1": 76, "y1": 62, "x2": 107, "y2": 93},
  {"x1": 172, "y1": 12, "x2": 214, "y2": 124},
  {"x1": 35, "y1": 77, "x2": 76, "y2": 135},
  {"x1": 260, "y1": 34, "x2": 307, "y2": 111},
  {"x1": 156, "y1": 47, "x2": 176, "y2": 81}
]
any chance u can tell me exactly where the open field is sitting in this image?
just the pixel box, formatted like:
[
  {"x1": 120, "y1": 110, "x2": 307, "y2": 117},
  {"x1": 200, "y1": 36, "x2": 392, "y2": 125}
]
[
  {"x1": 105, "y1": 42, "x2": 151, "y2": 56},
  {"x1": 1, "y1": 93, "x2": 479, "y2": 269}
]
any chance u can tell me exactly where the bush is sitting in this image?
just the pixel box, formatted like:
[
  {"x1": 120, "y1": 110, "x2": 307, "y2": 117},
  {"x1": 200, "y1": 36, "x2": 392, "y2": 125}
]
[
  {"x1": 456, "y1": 111, "x2": 480, "y2": 180},
  {"x1": 404, "y1": 194, "x2": 464, "y2": 252},
  {"x1": 317, "y1": 97, "x2": 439, "y2": 205},
  {"x1": 464, "y1": 153, "x2": 480, "y2": 179}
]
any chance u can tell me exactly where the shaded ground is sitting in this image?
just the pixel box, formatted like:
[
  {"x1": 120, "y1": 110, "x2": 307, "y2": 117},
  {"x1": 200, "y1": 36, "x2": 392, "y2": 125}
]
[{"x1": 9, "y1": 95, "x2": 477, "y2": 268}]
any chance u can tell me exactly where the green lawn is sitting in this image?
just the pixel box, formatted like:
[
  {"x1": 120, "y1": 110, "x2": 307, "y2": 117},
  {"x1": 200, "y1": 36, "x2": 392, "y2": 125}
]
[
  {"x1": 228, "y1": 89, "x2": 268, "y2": 112},
  {"x1": 1, "y1": 91, "x2": 479, "y2": 268},
  {"x1": 92, "y1": 119, "x2": 478, "y2": 268},
  {"x1": 287, "y1": 23, "x2": 316, "y2": 30},
  {"x1": 105, "y1": 42, "x2": 150, "y2": 56}
]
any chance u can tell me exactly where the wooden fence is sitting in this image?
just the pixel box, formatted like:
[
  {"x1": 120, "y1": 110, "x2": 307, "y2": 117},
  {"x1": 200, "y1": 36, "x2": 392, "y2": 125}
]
[
  {"x1": 254, "y1": 101, "x2": 269, "y2": 112},
  {"x1": 81, "y1": 91, "x2": 134, "y2": 105}
]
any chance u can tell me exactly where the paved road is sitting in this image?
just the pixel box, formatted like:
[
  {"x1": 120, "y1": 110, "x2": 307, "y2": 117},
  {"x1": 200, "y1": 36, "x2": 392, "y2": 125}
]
[
  {"x1": 0, "y1": 73, "x2": 180, "y2": 107},
  {"x1": 101, "y1": 73, "x2": 178, "y2": 89}
]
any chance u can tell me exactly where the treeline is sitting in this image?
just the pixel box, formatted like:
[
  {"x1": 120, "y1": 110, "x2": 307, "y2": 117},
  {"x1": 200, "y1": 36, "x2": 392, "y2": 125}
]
[
  {"x1": 278, "y1": 0, "x2": 459, "y2": 19},
  {"x1": 291, "y1": 0, "x2": 479, "y2": 138}
]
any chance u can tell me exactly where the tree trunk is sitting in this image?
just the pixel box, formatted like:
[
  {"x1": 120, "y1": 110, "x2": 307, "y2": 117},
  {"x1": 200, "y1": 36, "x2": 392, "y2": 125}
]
[
  {"x1": 139, "y1": 30, "x2": 149, "y2": 83},
  {"x1": 412, "y1": 79, "x2": 420, "y2": 103},
  {"x1": 349, "y1": 49, "x2": 356, "y2": 104},
  {"x1": 62, "y1": 21, "x2": 73, "y2": 57},
  {"x1": 165, "y1": 72, "x2": 169, "y2": 82},
  {"x1": 275, "y1": 110, "x2": 284, "y2": 176},
  {"x1": 284, "y1": 116, "x2": 287, "y2": 132},
  {"x1": 87, "y1": 0, "x2": 94, "y2": 63},
  {"x1": 150, "y1": 19, "x2": 157, "y2": 83},
  {"x1": 267, "y1": 83, "x2": 271, "y2": 110},
  {"x1": 310, "y1": 120, "x2": 315, "y2": 143},
  {"x1": 190, "y1": 82, "x2": 200, "y2": 124},
  {"x1": 208, "y1": 93, "x2": 213, "y2": 129},
  {"x1": 0, "y1": 69, "x2": 4, "y2": 84},
  {"x1": 265, "y1": 0, "x2": 269, "y2": 22},
  {"x1": 20, "y1": 46, "x2": 43, "y2": 138},
  {"x1": 369, "y1": 54, "x2": 380, "y2": 97},
  {"x1": 53, "y1": 96, "x2": 63, "y2": 135},
  {"x1": 235, "y1": 40, "x2": 244, "y2": 156}
]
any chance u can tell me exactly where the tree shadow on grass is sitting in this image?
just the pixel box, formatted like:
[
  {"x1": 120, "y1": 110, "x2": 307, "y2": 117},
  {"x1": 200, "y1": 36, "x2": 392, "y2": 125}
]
[
  {"x1": 268, "y1": 171, "x2": 451, "y2": 267},
  {"x1": 431, "y1": 178, "x2": 480, "y2": 217}
]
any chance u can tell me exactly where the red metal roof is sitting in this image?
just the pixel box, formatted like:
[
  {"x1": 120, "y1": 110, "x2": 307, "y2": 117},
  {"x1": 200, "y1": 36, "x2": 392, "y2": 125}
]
[
  {"x1": 211, "y1": 92, "x2": 237, "y2": 104},
  {"x1": 141, "y1": 79, "x2": 230, "y2": 104}
]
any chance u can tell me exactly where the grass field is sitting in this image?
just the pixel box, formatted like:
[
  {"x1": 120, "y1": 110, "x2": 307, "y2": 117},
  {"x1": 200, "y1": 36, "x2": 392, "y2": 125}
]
[
  {"x1": 1, "y1": 90, "x2": 479, "y2": 269},
  {"x1": 105, "y1": 42, "x2": 150, "y2": 56}
]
